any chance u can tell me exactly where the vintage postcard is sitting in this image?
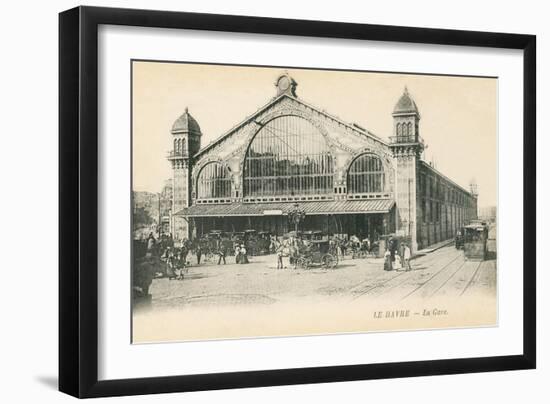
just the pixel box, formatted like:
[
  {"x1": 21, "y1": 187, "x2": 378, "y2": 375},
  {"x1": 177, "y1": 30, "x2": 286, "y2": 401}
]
[{"x1": 131, "y1": 61, "x2": 497, "y2": 343}]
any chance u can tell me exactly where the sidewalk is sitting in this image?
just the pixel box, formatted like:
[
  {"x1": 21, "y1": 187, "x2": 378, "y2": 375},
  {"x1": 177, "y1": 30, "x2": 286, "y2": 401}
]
[{"x1": 412, "y1": 238, "x2": 454, "y2": 259}]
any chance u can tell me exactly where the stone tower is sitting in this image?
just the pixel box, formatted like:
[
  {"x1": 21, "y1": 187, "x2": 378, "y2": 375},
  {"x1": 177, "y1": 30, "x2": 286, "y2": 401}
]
[
  {"x1": 389, "y1": 87, "x2": 424, "y2": 253},
  {"x1": 168, "y1": 107, "x2": 202, "y2": 240}
]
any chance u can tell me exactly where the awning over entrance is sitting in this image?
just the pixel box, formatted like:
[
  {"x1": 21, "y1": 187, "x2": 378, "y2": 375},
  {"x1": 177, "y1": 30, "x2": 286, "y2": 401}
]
[{"x1": 176, "y1": 199, "x2": 395, "y2": 217}]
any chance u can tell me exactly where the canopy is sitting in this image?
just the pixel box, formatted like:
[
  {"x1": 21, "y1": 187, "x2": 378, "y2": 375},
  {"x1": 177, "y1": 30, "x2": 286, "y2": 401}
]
[{"x1": 176, "y1": 199, "x2": 395, "y2": 218}]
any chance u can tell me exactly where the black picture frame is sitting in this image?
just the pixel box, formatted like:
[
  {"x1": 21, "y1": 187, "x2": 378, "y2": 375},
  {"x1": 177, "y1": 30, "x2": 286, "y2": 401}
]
[{"x1": 59, "y1": 5, "x2": 536, "y2": 398}]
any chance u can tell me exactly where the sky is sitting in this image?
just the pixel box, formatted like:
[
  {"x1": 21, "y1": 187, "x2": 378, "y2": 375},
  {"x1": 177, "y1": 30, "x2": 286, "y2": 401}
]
[{"x1": 132, "y1": 61, "x2": 497, "y2": 208}]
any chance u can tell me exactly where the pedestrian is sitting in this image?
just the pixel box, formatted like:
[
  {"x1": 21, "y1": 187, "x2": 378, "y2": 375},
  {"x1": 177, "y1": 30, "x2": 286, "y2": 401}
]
[
  {"x1": 180, "y1": 238, "x2": 189, "y2": 266},
  {"x1": 393, "y1": 254, "x2": 403, "y2": 271},
  {"x1": 235, "y1": 244, "x2": 241, "y2": 264},
  {"x1": 455, "y1": 229, "x2": 463, "y2": 249},
  {"x1": 383, "y1": 249, "x2": 392, "y2": 271},
  {"x1": 389, "y1": 237, "x2": 396, "y2": 264},
  {"x1": 403, "y1": 243, "x2": 412, "y2": 271},
  {"x1": 329, "y1": 237, "x2": 336, "y2": 255},
  {"x1": 146, "y1": 232, "x2": 156, "y2": 257},
  {"x1": 163, "y1": 247, "x2": 177, "y2": 280},
  {"x1": 276, "y1": 243, "x2": 284, "y2": 269},
  {"x1": 364, "y1": 237, "x2": 371, "y2": 257},
  {"x1": 399, "y1": 242, "x2": 405, "y2": 267},
  {"x1": 195, "y1": 239, "x2": 202, "y2": 265},
  {"x1": 271, "y1": 236, "x2": 279, "y2": 254},
  {"x1": 288, "y1": 237, "x2": 295, "y2": 266},
  {"x1": 217, "y1": 239, "x2": 227, "y2": 265},
  {"x1": 340, "y1": 238, "x2": 347, "y2": 259},
  {"x1": 281, "y1": 239, "x2": 291, "y2": 269},
  {"x1": 175, "y1": 248, "x2": 188, "y2": 280},
  {"x1": 240, "y1": 244, "x2": 249, "y2": 264}
]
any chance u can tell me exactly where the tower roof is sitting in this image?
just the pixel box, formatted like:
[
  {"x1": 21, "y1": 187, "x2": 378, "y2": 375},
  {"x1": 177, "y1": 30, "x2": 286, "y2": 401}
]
[
  {"x1": 393, "y1": 87, "x2": 419, "y2": 115},
  {"x1": 171, "y1": 107, "x2": 202, "y2": 135}
]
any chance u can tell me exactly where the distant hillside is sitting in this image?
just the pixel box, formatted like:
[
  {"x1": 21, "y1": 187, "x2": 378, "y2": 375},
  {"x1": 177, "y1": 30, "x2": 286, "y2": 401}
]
[{"x1": 133, "y1": 191, "x2": 159, "y2": 229}]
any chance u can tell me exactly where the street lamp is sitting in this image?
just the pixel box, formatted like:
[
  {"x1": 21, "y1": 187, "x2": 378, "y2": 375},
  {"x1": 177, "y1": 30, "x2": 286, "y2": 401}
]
[
  {"x1": 157, "y1": 192, "x2": 162, "y2": 237},
  {"x1": 288, "y1": 202, "x2": 306, "y2": 234}
]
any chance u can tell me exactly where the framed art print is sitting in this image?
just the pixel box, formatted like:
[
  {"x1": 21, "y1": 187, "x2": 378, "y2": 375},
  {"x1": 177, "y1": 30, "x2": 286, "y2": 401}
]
[{"x1": 59, "y1": 6, "x2": 536, "y2": 398}]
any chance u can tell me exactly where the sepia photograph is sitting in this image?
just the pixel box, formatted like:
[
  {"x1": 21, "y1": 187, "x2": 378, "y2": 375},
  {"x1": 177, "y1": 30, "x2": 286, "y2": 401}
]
[{"x1": 131, "y1": 61, "x2": 498, "y2": 343}]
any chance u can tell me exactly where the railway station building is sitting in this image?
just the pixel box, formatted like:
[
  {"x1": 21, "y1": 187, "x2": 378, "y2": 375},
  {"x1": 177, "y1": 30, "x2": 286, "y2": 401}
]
[{"x1": 169, "y1": 73, "x2": 478, "y2": 252}]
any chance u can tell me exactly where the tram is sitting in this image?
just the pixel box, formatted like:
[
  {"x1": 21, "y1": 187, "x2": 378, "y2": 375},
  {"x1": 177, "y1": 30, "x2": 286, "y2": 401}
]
[{"x1": 462, "y1": 223, "x2": 489, "y2": 260}]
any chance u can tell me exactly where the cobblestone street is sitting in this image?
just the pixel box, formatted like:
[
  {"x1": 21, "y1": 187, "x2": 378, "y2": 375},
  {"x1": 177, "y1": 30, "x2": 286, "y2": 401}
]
[{"x1": 147, "y1": 244, "x2": 496, "y2": 310}]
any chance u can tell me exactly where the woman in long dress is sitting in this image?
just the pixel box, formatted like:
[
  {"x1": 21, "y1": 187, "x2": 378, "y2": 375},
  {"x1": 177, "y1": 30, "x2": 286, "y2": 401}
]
[
  {"x1": 383, "y1": 249, "x2": 392, "y2": 271},
  {"x1": 235, "y1": 244, "x2": 241, "y2": 264},
  {"x1": 240, "y1": 244, "x2": 249, "y2": 264},
  {"x1": 393, "y1": 254, "x2": 403, "y2": 271}
]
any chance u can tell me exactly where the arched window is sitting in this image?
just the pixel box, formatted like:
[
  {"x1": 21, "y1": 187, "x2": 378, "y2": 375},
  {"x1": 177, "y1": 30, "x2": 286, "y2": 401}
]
[
  {"x1": 244, "y1": 116, "x2": 334, "y2": 197},
  {"x1": 407, "y1": 122, "x2": 412, "y2": 137},
  {"x1": 181, "y1": 139, "x2": 186, "y2": 154},
  {"x1": 396, "y1": 123, "x2": 402, "y2": 136},
  {"x1": 347, "y1": 154, "x2": 385, "y2": 194},
  {"x1": 174, "y1": 138, "x2": 185, "y2": 154},
  {"x1": 196, "y1": 162, "x2": 232, "y2": 199}
]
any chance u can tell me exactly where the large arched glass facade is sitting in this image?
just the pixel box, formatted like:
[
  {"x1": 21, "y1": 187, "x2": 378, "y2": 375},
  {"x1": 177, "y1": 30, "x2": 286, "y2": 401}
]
[
  {"x1": 347, "y1": 154, "x2": 385, "y2": 194},
  {"x1": 196, "y1": 162, "x2": 232, "y2": 199},
  {"x1": 244, "y1": 116, "x2": 334, "y2": 197}
]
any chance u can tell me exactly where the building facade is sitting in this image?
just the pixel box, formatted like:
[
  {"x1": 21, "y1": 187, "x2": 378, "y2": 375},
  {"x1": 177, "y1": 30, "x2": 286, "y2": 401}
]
[
  {"x1": 168, "y1": 73, "x2": 477, "y2": 252},
  {"x1": 158, "y1": 179, "x2": 173, "y2": 235},
  {"x1": 479, "y1": 206, "x2": 497, "y2": 222}
]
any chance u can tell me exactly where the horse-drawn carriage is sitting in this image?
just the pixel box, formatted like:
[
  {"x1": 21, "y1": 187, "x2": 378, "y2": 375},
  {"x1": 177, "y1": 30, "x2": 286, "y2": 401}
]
[
  {"x1": 301, "y1": 230, "x2": 325, "y2": 241},
  {"x1": 348, "y1": 236, "x2": 374, "y2": 259},
  {"x1": 295, "y1": 240, "x2": 338, "y2": 270},
  {"x1": 255, "y1": 231, "x2": 272, "y2": 255},
  {"x1": 243, "y1": 229, "x2": 259, "y2": 256}
]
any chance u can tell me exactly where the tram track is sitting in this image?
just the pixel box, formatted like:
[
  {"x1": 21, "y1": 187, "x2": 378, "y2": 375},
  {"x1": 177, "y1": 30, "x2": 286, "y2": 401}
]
[
  {"x1": 400, "y1": 252, "x2": 463, "y2": 301},
  {"x1": 351, "y1": 247, "x2": 462, "y2": 301},
  {"x1": 428, "y1": 260, "x2": 467, "y2": 298},
  {"x1": 350, "y1": 271, "x2": 409, "y2": 301},
  {"x1": 459, "y1": 261, "x2": 484, "y2": 296}
]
